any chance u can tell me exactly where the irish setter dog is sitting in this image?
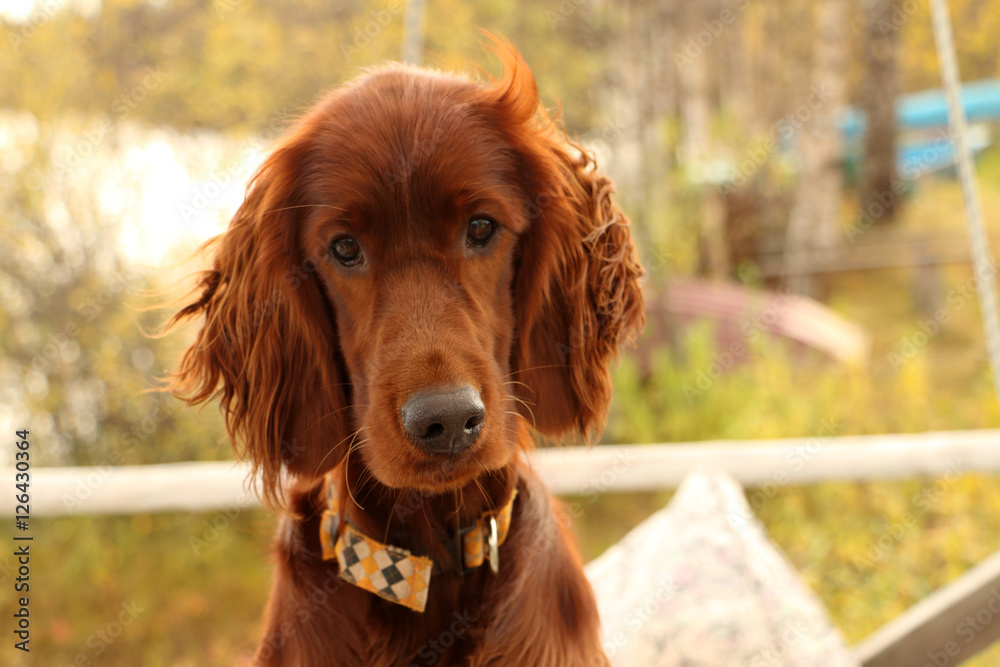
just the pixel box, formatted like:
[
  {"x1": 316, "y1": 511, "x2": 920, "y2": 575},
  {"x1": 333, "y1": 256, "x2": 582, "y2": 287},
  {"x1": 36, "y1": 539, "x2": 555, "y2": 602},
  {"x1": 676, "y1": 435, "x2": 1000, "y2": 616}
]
[{"x1": 169, "y1": 40, "x2": 643, "y2": 666}]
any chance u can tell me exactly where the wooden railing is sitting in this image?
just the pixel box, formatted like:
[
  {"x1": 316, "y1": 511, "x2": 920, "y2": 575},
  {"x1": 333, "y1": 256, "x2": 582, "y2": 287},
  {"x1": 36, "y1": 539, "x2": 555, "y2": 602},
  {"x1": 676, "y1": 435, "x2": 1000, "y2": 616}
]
[{"x1": 5, "y1": 428, "x2": 1000, "y2": 665}]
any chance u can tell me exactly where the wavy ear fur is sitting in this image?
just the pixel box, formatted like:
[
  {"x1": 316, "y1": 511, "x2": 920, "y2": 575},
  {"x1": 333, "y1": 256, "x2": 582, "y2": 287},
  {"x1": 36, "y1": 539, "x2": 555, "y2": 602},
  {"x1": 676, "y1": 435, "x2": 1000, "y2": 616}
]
[
  {"x1": 167, "y1": 122, "x2": 350, "y2": 508},
  {"x1": 482, "y1": 42, "x2": 645, "y2": 441}
]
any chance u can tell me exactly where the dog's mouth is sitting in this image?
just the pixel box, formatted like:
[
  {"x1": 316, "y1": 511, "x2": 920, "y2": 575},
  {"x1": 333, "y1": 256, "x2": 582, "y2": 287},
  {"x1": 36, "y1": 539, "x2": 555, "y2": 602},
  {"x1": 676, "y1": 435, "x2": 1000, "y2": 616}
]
[
  {"x1": 406, "y1": 446, "x2": 490, "y2": 490},
  {"x1": 360, "y1": 433, "x2": 493, "y2": 492}
]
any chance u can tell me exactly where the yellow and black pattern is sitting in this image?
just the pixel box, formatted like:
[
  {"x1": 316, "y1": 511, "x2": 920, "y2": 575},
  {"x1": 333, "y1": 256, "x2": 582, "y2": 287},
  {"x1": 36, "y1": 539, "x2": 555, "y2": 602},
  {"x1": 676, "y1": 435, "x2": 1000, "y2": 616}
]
[
  {"x1": 319, "y1": 469, "x2": 517, "y2": 613},
  {"x1": 335, "y1": 525, "x2": 433, "y2": 612}
]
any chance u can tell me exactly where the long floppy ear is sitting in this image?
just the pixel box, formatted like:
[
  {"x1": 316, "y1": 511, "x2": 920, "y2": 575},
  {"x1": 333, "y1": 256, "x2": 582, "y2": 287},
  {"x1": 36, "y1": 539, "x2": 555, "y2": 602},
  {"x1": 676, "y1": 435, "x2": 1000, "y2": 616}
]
[
  {"x1": 483, "y1": 43, "x2": 645, "y2": 441},
  {"x1": 167, "y1": 121, "x2": 350, "y2": 507}
]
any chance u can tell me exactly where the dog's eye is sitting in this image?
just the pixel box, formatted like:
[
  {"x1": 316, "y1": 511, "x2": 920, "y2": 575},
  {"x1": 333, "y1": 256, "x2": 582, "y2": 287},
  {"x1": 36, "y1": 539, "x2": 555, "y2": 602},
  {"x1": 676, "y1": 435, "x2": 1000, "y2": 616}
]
[
  {"x1": 329, "y1": 236, "x2": 362, "y2": 266},
  {"x1": 466, "y1": 217, "x2": 496, "y2": 248}
]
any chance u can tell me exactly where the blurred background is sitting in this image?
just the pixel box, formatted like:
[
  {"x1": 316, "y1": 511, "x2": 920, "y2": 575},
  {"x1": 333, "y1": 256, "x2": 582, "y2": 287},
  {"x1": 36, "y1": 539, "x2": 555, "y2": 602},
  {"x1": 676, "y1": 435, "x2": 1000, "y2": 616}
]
[{"x1": 2, "y1": 0, "x2": 1000, "y2": 664}]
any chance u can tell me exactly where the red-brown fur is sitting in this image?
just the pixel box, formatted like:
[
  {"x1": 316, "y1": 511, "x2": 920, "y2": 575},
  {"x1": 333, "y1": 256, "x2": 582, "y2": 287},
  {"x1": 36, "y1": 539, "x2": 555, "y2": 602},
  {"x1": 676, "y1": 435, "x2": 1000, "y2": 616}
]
[{"x1": 168, "y1": 40, "x2": 644, "y2": 666}]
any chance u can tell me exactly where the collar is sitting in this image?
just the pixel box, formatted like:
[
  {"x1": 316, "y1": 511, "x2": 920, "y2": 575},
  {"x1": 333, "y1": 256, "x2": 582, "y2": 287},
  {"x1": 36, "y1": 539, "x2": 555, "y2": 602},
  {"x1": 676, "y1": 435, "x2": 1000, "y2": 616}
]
[{"x1": 318, "y1": 469, "x2": 518, "y2": 613}]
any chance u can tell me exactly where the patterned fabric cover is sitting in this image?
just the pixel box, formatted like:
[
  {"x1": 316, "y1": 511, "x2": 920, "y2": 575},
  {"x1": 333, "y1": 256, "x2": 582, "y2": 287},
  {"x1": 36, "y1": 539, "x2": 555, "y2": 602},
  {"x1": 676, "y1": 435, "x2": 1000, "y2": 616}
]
[
  {"x1": 585, "y1": 469, "x2": 858, "y2": 666},
  {"x1": 319, "y1": 470, "x2": 518, "y2": 612},
  {"x1": 335, "y1": 524, "x2": 433, "y2": 612}
]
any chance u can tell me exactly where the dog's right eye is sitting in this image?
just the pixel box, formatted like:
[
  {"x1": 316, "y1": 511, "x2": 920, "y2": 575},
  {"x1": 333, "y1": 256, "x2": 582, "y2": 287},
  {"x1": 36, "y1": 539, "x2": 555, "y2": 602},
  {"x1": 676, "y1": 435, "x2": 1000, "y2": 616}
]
[
  {"x1": 466, "y1": 217, "x2": 496, "y2": 248},
  {"x1": 329, "y1": 236, "x2": 363, "y2": 266}
]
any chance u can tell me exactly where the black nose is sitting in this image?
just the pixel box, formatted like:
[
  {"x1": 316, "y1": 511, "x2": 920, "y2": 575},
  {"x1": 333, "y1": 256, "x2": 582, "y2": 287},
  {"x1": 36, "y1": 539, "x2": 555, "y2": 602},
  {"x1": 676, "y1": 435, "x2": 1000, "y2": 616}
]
[{"x1": 401, "y1": 386, "x2": 486, "y2": 455}]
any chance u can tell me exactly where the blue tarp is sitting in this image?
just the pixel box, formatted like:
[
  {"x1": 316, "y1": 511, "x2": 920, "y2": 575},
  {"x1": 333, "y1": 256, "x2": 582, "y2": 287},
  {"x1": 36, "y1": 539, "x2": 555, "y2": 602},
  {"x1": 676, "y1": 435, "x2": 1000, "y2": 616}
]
[
  {"x1": 840, "y1": 79, "x2": 1000, "y2": 176},
  {"x1": 841, "y1": 79, "x2": 1000, "y2": 139}
]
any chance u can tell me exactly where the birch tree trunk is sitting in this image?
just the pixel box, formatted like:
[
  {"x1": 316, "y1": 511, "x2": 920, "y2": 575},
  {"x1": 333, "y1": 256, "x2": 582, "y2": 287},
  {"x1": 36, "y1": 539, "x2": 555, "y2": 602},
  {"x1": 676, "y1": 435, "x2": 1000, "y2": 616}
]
[
  {"x1": 783, "y1": 0, "x2": 848, "y2": 296},
  {"x1": 675, "y1": 0, "x2": 730, "y2": 279},
  {"x1": 601, "y1": 0, "x2": 677, "y2": 253}
]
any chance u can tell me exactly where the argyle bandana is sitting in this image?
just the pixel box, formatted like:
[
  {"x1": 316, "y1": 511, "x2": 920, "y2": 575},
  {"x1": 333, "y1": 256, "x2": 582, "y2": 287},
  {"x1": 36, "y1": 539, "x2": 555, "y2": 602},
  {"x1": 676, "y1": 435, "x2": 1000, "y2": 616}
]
[{"x1": 319, "y1": 470, "x2": 517, "y2": 613}]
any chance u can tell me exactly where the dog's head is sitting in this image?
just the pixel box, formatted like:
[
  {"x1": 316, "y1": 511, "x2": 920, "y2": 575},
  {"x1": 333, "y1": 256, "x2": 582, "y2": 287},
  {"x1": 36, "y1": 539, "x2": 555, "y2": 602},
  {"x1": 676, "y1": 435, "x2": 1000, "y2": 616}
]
[{"x1": 169, "y1": 41, "x2": 644, "y2": 506}]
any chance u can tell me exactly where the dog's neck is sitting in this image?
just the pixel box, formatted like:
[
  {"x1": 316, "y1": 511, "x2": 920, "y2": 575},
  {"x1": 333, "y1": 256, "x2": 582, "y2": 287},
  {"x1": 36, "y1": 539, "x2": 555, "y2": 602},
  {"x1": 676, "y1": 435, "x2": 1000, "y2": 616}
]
[{"x1": 331, "y1": 453, "x2": 520, "y2": 572}]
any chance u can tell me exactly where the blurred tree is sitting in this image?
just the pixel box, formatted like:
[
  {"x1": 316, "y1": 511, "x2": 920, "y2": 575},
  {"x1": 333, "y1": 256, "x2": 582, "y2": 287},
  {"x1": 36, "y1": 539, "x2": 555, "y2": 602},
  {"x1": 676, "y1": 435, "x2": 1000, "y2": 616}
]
[
  {"x1": 401, "y1": 0, "x2": 427, "y2": 65},
  {"x1": 0, "y1": 125, "x2": 225, "y2": 468},
  {"x1": 678, "y1": 1, "x2": 728, "y2": 280},
  {"x1": 783, "y1": 0, "x2": 848, "y2": 297},
  {"x1": 861, "y1": 0, "x2": 901, "y2": 224},
  {"x1": 676, "y1": 1, "x2": 712, "y2": 170},
  {"x1": 595, "y1": 0, "x2": 678, "y2": 253},
  {"x1": 0, "y1": 0, "x2": 603, "y2": 134}
]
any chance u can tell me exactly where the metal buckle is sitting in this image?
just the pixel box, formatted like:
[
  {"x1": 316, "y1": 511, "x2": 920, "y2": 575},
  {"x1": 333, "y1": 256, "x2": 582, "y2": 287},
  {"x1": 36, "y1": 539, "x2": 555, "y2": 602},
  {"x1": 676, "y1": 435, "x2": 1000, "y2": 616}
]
[{"x1": 488, "y1": 516, "x2": 499, "y2": 574}]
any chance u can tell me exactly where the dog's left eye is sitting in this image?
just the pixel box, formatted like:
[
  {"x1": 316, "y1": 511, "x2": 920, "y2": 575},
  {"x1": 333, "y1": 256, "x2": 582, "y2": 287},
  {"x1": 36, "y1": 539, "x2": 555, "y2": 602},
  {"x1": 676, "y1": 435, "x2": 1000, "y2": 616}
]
[
  {"x1": 466, "y1": 217, "x2": 496, "y2": 248},
  {"x1": 329, "y1": 236, "x2": 363, "y2": 266}
]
